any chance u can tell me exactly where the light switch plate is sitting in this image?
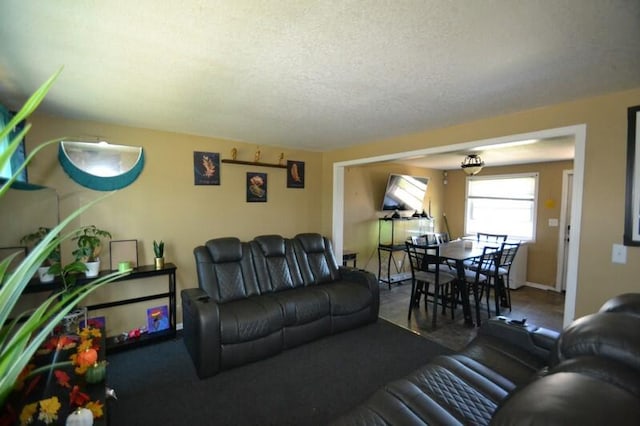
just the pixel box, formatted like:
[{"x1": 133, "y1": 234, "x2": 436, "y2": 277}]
[
  {"x1": 612, "y1": 244, "x2": 627, "y2": 264},
  {"x1": 548, "y1": 218, "x2": 559, "y2": 227}
]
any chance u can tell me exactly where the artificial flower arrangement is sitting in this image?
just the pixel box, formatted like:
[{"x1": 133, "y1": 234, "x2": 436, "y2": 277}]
[{"x1": 0, "y1": 327, "x2": 106, "y2": 426}]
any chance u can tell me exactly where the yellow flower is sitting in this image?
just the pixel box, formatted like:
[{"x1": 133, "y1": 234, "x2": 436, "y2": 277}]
[
  {"x1": 86, "y1": 400, "x2": 104, "y2": 419},
  {"x1": 37, "y1": 396, "x2": 61, "y2": 424},
  {"x1": 19, "y1": 402, "x2": 37, "y2": 425},
  {"x1": 77, "y1": 339, "x2": 93, "y2": 352}
]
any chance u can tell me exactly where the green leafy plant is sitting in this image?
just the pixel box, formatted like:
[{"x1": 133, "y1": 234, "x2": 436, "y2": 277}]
[
  {"x1": 153, "y1": 240, "x2": 164, "y2": 258},
  {"x1": 0, "y1": 69, "x2": 129, "y2": 407},
  {"x1": 72, "y1": 225, "x2": 112, "y2": 262},
  {"x1": 20, "y1": 227, "x2": 61, "y2": 267}
]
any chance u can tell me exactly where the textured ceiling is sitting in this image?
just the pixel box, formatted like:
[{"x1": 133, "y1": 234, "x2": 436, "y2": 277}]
[{"x1": 0, "y1": 1, "x2": 639, "y2": 152}]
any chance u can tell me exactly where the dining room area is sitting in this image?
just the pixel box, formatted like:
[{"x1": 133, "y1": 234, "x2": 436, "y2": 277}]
[
  {"x1": 341, "y1": 156, "x2": 572, "y2": 350},
  {"x1": 379, "y1": 282, "x2": 564, "y2": 351},
  {"x1": 376, "y1": 232, "x2": 565, "y2": 350}
]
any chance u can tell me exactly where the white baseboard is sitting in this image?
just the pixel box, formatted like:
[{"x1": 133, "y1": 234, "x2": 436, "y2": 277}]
[
  {"x1": 177, "y1": 322, "x2": 183, "y2": 331},
  {"x1": 523, "y1": 282, "x2": 560, "y2": 292}
]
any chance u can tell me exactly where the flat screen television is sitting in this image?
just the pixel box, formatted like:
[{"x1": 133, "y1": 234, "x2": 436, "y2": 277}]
[{"x1": 381, "y1": 173, "x2": 429, "y2": 211}]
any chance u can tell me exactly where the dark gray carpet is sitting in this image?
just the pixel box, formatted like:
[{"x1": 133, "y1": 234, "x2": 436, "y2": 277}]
[{"x1": 107, "y1": 319, "x2": 452, "y2": 425}]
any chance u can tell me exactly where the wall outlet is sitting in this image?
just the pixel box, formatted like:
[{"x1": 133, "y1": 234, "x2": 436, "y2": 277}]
[{"x1": 612, "y1": 243, "x2": 627, "y2": 264}]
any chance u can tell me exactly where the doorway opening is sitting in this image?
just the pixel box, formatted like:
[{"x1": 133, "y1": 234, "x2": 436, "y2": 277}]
[{"x1": 332, "y1": 124, "x2": 585, "y2": 327}]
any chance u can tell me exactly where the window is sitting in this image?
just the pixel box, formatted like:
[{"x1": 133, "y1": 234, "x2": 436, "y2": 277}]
[
  {"x1": 0, "y1": 104, "x2": 27, "y2": 182},
  {"x1": 465, "y1": 173, "x2": 538, "y2": 241}
]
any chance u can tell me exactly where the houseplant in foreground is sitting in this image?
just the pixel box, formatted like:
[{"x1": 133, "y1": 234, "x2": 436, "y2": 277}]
[
  {"x1": 0, "y1": 69, "x2": 129, "y2": 410},
  {"x1": 72, "y1": 225, "x2": 112, "y2": 277}
]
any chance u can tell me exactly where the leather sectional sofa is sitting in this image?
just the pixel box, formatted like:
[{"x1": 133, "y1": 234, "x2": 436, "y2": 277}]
[
  {"x1": 332, "y1": 293, "x2": 640, "y2": 425},
  {"x1": 181, "y1": 233, "x2": 379, "y2": 378}
]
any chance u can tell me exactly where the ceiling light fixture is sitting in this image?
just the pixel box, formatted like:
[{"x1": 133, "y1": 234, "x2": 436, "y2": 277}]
[{"x1": 461, "y1": 154, "x2": 484, "y2": 176}]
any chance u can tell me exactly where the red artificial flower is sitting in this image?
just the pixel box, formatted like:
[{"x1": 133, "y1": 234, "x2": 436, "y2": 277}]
[
  {"x1": 54, "y1": 370, "x2": 71, "y2": 388},
  {"x1": 69, "y1": 385, "x2": 90, "y2": 407}
]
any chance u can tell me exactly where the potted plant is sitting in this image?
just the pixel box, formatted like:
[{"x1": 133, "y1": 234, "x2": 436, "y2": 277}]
[
  {"x1": 0, "y1": 69, "x2": 130, "y2": 409},
  {"x1": 19, "y1": 226, "x2": 60, "y2": 282},
  {"x1": 153, "y1": 240, "x2": 165, "y2": 269},
  {"x1": 72, "y1": 225, "x2": 112, "y2": 277}
]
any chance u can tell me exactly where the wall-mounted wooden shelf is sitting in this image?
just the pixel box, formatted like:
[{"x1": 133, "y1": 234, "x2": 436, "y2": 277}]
[{"x1": 221, "y1": 159, "x2": 287, "y2": 169}]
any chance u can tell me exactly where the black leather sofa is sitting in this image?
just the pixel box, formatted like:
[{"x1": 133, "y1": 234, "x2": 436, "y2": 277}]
[
  {"x1": 181, "y1": 233, "x2": 379, "y2": 378},
  {"x1": 332, "y1": 293, "x2": 640, "y2": 425}
]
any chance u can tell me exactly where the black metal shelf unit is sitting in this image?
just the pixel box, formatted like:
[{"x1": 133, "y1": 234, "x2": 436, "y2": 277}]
[
  {"x1": 377, "y1": 217, "x2": 419, "y2": 288},
  {"x1": 25, "y1": 263, "x2": 177, "y2": 353}
]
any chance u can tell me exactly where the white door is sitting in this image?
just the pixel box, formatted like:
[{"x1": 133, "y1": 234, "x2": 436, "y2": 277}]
[{"x1": 557, "y1": 170, "x2": 573, "y2": 291}]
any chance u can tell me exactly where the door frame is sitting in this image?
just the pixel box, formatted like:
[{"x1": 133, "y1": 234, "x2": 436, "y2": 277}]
[
  {"x1": 556, "y1": 169, "x2": 574, "y2": 292},
  {"x1": 332, "y1": 124, "x2": 585, "y2": 328}
]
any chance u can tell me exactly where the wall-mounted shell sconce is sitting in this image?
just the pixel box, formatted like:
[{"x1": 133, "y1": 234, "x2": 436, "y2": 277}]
[{"x1": 58, "y1": 141, "x2": 145, "y2": 191}]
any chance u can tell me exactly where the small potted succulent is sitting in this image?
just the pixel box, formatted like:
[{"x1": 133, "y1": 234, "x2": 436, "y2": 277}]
[
  {"x1": 19, "y1": 226, "x2": 60, "y2": 282},
  {"x1": 153, "y1": 240, "x2": 165, "y2": 269},
  {"x1": 72, "y1": 225, "x2": 112, "y2": 277}
]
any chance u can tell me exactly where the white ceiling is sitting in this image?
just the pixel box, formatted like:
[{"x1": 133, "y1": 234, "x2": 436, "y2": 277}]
[
  {"x1": 400, "y1": 136, "x2": 576, "y2": 170},
  {"x1": 0, "y1": 1, "x2": 639, "y2": 153}
]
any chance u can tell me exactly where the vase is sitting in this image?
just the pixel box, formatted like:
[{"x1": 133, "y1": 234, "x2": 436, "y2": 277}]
[
  {"x1": 37, "y1": 266, "x2": 55, "y2": 283},
  {"x1": 83, "y1": 260, "x2": 100, "y2": 277},
  {"x1": 155, "y1": 257, "x2": 165, "y2": 269}
]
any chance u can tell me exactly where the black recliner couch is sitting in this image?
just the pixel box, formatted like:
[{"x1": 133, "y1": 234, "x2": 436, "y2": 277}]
[
  {"x1": 181, "y1": 233, "x2": 379, "y2": 378},
  {"x1": 332, "y1": 293, "x2": 640, "y2": 425}
]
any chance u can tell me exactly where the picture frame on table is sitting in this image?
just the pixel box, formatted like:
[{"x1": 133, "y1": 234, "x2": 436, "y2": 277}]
[
  {"x1": 110, "y1": 239, "x2": 138, "y2": 270},
  {"x1": 624, "y1": 105, "x2": 640, "y2": 245}
]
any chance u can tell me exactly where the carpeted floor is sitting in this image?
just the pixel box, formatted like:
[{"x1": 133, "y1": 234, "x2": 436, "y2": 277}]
[{"x1": 107, "y1": 319, "x2": 452, "y2": 425}]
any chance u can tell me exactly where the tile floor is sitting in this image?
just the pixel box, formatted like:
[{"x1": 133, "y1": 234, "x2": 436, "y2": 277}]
[{"x1": 378, "y1": 281, "x2": 565, "y2": 350}]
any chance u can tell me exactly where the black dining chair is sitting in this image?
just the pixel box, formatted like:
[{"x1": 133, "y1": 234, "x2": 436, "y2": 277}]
[
  {"x1": 476, "y1": 232, "x2": 508, "y2": 243},
  {"x1": 466, "y1": 245, "x2": 502, "y2": 324},
  {"x1": 495, "y1": 241, "x2": 521, "y2": 311},
  {"x1": 405, "y1": 241, "x2": 456, "y2": 327}
]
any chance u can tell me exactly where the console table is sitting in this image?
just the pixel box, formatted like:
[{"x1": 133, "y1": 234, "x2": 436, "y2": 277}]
[{"x1": 25, "y1": 263, "x2": 177, "y2": 353}]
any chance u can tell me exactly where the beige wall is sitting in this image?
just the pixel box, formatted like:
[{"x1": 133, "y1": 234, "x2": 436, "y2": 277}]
[
  {"x1": 22, "y1": 114, "x2": 324, "y2": 333},
  {"x1": 13, "y1": 86, "x2": 640, "y2": 326},
  {"x1": 343, "y1": 162, "x2": 445, "y2": 275},
  {"x1": 444, "y1": 161, "x2": 574, "y2": 286},
  {"x1": 323, "y1": 87, "x2": 640, "y2": 319}
]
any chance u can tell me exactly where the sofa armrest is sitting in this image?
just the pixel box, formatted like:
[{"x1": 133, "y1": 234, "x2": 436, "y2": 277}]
[
  {"x1": 478, "y1": 317, "x2": 560, "y2": 363},
  {"x1": 181, "y1": 288, "x2": 222, "y2": 378},
  {"x1": 339, "y1": 266, "x2": 380, "y2": 319}
]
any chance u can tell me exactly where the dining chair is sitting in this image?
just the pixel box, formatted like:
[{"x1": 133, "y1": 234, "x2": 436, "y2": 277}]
[
  {"x1": 436, "y1": 232, "x2": 451, "y2": 244},
  {"x1": 405, "y1": 242, "x2": 456, "y2": 327},
  {"x1": 476, "y1": 232, "x2": 508, "y2": 243},
  {"x1": 496, "y1": 241, "x2": 521, "y2": 312},
  {"x1": 466, "y1": 245, "x2": 502, "y2": 324},
  {"x1": 410, "y1": 233, "x2": 439, "y2": 246}
]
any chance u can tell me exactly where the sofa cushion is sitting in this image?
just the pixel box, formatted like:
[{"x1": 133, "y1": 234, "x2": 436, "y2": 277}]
[
  {"x1": 490, "y1": 372, "x2": 640, "y2": 426},
  {"x1": 294, "y1": 233, "x2": 341, "y2": 284},
  {"x1": 251, "y1": 235, "x2": 305, "y2": 292},
  {"x1": 254, "y1": 234, "x2": 287, "y2": 257},
  {"x1": 207, "y1": 237, "x2": 243, "y2": 262},
  {"x1": 195, "y1": 238, "x2": 260, "y2": 302},
  {"x1": 556, "y1": 312, "x2": 640, "y2": 373},
  {"x1": 460, "y1": 335, "x2": 548, "y2": 387},
  {"x1": 320, "y1": 281, "x2": 373, "y2": 316},
  {"x1": 219, "y1": 296, "x2": 283, "y2": 344},
  {"x1": 268, "y1": 287, "x2": 331, "y2": 326}
]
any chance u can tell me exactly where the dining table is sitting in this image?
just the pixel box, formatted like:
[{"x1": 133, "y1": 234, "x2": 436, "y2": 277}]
[{"x1": 437, "y1": 239, "x2": 501, "y2": 326}]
